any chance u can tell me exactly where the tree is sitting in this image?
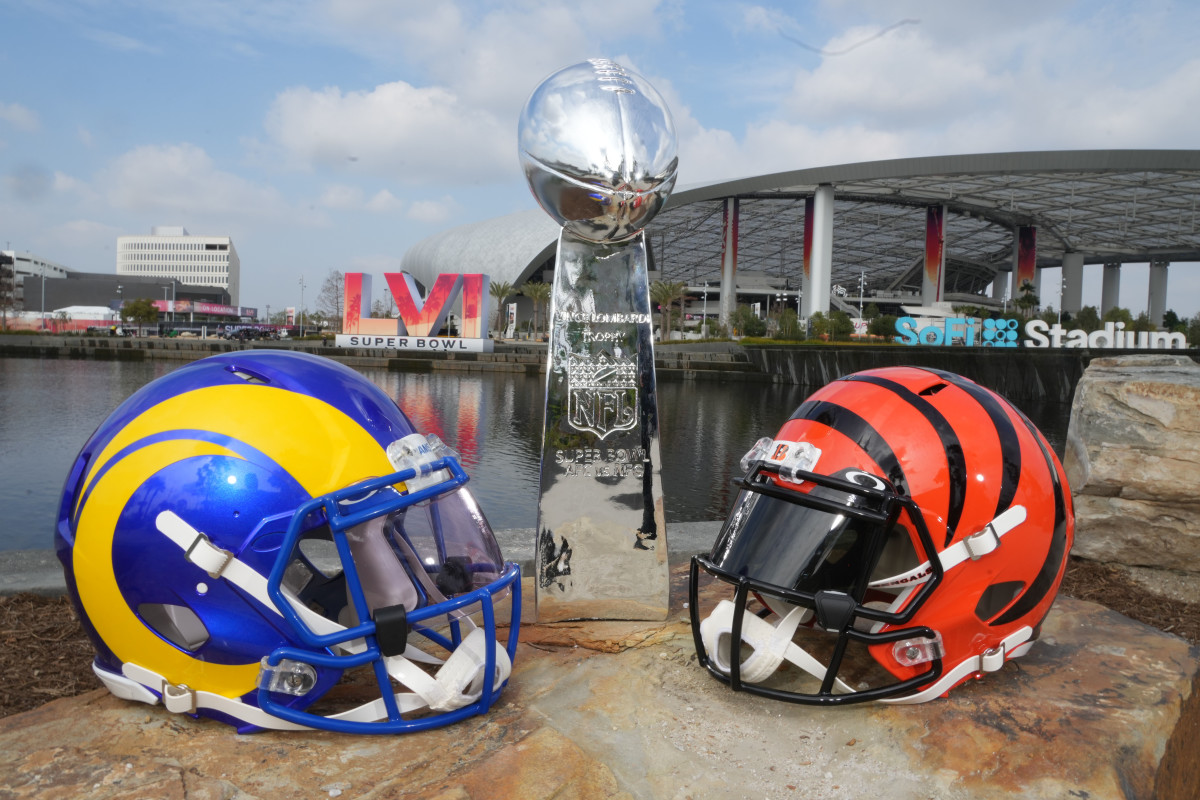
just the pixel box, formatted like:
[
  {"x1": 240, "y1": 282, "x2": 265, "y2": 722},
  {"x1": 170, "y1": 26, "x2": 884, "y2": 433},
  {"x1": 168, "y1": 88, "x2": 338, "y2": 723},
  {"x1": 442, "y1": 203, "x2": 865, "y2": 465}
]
[
  {"x1": 1130, "y1": 311, "x2": 1157, "y2": 333},
  {"x1": 1102, "y1": 306, "x2": 1134, "y2": 328},
  {"x1": 317, "y1": 269, "x2": 345, "y2": 332},
  {"x1": 774, "y1": 308, "x2": 802, "y2": 340},
  {"x1": 121, "y1": 298, "x2": 159, "y2": 334},
  {"x1": 370, "y1": 298, "x2": 394, "y2": 318},
  {"x1": 650, "y1": 280, "x2": 687, "y2": 341},
  {"x1": 1014, "y1": 279, "x2": 1040, "y2": 318},
  {"x1": 1073, "y1": 305, "x2": 1102, "y2": 332},
  {"x1": 830, "y1": 310, "x2": 854, "y2": 340},
  {"x1": 1163, "y1": 309, "x2": 1183, "y2": 332},
  {"x1": 520, "y1": 281, "x2": 551, "y2": 336},
  {"x1": 489, "y1": 280, "x2": 515, "y2": 336},
  {"x1": 868, "y1": 314, "x2": 897, "y2": 338},
  {"x1": 808, "y1": 311, "x2": 830, "y2": 339},
  {"x1": 863, "y1": 302, "x2": 881, "y2": 321},
  {"x1": 731, "y1": 304, "x2": 766, "y2": 337},
  {"x1": 1188, "y1": 314, "x2": 1200, "y2": 347}
]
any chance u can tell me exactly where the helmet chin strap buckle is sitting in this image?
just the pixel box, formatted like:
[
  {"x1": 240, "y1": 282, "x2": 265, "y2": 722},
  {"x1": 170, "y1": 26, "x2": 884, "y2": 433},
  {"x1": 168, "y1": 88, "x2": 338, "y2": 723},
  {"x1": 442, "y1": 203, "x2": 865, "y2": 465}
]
[
  {"x1": 184, "y1": 531, "x2": 234, "y2": 579},
  {"x1": 161, "y1": 680, "x2": 198, "y2": 714},
  {"x1": 813, "y1": 590, "x2": 857, "y2": 632},
  {"x1": 963, "y1": 524, "x2": 1001, "y2": 561}
]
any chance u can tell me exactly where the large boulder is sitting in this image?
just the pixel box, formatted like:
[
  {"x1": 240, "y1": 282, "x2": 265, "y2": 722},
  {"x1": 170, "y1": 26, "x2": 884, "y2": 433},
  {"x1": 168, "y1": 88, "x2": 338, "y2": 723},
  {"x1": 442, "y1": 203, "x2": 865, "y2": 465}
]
[
  {"x1": 1064, "y1": 354, "x2": 1200, "y2": 589},
  {"x1": 1, "y1": 572, "x2": 1197, "y2": 800}
]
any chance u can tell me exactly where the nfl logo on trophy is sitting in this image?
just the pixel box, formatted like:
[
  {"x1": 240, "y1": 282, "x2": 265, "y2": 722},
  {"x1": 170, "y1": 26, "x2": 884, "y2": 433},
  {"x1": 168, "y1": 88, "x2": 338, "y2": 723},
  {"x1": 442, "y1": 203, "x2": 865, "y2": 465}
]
[{"x1": 567, "y1": 351, "x2": 638, "y2": 440}]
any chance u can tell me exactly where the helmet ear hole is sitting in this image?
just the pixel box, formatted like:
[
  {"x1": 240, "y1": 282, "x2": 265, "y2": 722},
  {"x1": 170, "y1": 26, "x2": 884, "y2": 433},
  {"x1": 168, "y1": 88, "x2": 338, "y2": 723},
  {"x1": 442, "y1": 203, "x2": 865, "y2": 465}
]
[
  {"x1": 138, "y1": 603, "x2": 210, "y2": 651},
  {"x1": 974, "y1": 581, "x2": 1025, "y2": 623}
]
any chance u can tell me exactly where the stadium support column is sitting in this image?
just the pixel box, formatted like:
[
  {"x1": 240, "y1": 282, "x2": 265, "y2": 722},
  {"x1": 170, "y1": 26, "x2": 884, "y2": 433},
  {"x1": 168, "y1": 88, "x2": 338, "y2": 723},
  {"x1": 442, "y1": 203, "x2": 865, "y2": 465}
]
[
  {"x1": 1148, "y1": 260, "x2": 1169, "y2": 327},
  {"x1": 1061, "y1": 252, "x2": 1084, "y2": 317},
  {"x1": 802, "y1": 184, "x2": 833, "y2": 318},
  {"x1": 1101, "y1": 262, "x2": 1121, "y2": 314},
  {"x1": 718, "y1": 197, "x2": 739, "y2": 328},
  {"x1": 921, "y1": 205, "x2": 946, "y2": 306}
]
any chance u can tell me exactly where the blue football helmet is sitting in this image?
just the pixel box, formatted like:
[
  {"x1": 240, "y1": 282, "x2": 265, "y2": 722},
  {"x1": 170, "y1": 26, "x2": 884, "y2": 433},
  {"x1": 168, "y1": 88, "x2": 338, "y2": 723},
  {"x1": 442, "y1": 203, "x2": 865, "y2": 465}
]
[{"x1": 56, "y1": 351, "x2": 520, "y2": 734}]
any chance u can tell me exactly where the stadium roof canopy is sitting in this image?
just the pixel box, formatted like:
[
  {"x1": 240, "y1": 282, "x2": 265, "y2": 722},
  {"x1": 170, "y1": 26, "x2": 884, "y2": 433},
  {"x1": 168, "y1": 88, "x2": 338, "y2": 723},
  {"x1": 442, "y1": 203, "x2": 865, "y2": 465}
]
[{"x1": 403, "y1": 150, "x2": 1200, "y2": 304}]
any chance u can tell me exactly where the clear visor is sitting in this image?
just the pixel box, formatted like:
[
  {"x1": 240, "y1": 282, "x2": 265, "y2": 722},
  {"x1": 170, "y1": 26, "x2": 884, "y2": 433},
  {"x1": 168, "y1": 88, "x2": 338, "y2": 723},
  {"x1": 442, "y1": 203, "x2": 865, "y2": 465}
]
[
  {"x1": 342, "y1": 486, "x2": 506, "y2": 617},
  {"x1": 280, "y1": 459, "x2": 508, "y2": 630}
]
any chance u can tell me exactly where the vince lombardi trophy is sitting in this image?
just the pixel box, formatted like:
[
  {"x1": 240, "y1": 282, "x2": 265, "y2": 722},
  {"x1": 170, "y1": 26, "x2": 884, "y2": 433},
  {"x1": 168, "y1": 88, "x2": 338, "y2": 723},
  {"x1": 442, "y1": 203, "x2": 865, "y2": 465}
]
[{"x1": 519, "y1": 59, "x2": 678, "y2": 622}]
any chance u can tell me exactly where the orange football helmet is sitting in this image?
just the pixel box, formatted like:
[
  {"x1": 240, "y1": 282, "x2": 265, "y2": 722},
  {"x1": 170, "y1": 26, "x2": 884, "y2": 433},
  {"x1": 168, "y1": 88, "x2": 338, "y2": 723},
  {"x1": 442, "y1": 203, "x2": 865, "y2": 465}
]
[{"x1": 690, "y1": 367, "x2": 1073, "y2": 704}]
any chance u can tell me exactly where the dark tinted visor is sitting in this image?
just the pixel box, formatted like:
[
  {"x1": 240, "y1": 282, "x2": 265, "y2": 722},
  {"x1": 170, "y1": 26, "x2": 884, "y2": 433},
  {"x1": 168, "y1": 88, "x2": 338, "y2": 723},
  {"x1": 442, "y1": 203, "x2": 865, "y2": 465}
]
[{"x1": 708, "y1": 475, "x2": 900, "y2": 598}]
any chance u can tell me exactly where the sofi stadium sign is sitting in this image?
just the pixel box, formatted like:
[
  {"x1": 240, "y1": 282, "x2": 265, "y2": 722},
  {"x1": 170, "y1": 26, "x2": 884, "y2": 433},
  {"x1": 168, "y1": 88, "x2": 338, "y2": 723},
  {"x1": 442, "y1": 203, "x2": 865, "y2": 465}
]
[
  {"x1": 336, "y1": 272, "x2": 493, "y2": 352},
  {"x1": 894, "y1": 316, "x2": 1187, "y2": 349}
]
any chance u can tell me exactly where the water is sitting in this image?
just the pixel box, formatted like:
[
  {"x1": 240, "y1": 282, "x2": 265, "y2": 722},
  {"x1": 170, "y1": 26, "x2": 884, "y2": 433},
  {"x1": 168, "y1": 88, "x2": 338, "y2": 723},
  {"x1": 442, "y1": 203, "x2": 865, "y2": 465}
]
[{"x1": 0, "y1": 357, "x2": 1069, "y2": 551}]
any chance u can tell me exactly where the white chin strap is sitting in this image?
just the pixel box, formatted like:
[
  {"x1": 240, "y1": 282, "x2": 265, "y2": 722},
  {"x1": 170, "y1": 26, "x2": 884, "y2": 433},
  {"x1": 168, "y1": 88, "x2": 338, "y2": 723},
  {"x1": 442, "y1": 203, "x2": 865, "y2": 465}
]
[
  {"x1": 699, "y1": 600, "x2": 855, "y2": 694},
  {"x1": 109, "y1": 628, "x2": 511, "y2": 730},
  {"x1": 879, "y1": 625, "x2": 1032, "y2": 704},
  {"x1": 100, "y1": 511, "x2": 512, "y2": 730},
  {"x1": 699, "y1": 504, "x2": 1034, "y2": 703}
]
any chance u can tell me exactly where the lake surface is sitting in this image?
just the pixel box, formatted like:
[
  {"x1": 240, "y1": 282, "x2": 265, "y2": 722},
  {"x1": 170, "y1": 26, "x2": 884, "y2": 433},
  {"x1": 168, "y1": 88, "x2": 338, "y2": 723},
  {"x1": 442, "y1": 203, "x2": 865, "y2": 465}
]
[{"x1": 0, "y1": 357, "x2": 1068, "y2": 552}]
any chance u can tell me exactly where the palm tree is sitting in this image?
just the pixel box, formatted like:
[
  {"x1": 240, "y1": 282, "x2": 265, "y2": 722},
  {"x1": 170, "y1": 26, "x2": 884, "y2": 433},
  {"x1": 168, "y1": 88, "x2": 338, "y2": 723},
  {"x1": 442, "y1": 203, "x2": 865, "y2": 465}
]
[
  {"x1": 489, "y1": 280, "x2": 515, "y2": 337},
  {"x1": 650, "y1": 280, "x2": 688, "y2": 341},
  {"x1": 520, "y1": 281, "x2": 552, "y2": 337},
  {"x1": 1015, "y1": 279, "x2": 1040, "y2": 319}
]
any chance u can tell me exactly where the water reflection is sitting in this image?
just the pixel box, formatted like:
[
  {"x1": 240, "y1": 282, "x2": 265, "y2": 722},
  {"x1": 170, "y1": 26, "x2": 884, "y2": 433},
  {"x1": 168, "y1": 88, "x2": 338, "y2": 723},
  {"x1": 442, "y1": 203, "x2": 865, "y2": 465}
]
[{"x1": 0, "y1": 357, "x2": 1071, "y2": 552}]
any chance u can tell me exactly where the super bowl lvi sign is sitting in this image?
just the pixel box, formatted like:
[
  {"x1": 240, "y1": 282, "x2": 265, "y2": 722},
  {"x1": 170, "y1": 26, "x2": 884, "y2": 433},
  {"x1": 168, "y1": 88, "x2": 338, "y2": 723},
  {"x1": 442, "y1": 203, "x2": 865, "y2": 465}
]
[{"x1": 336, "y1": 272, "x2": 493, "y2": 352}]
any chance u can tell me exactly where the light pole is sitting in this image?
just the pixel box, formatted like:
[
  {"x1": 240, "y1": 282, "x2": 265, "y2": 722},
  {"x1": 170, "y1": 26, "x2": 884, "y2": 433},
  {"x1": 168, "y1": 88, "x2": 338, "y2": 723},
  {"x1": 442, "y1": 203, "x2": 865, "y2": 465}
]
[
  {"x1": 858, "y1": 270, "x2": 865, "y2": 319},
  {"x1": 1058, "y1": 273, "x2": 1066, "y2": 324},
  {"x1": 298, "y1": 276, "x2": 306, "y2": 337},
  {"x1": 40, "y1": 262, "x2": 46, "y2": 331}
]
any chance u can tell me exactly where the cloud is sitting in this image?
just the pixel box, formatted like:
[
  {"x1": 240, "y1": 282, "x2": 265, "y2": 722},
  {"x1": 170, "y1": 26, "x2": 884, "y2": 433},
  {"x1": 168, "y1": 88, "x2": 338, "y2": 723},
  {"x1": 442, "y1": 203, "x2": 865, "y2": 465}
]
[
  {"x1": 3, "y1": 163, "x2": 54, "y2": 202},
  {"x1": 100, "y1": 143, "x2": 296, "y2": 223},
  {"x1": 320, "y1": 1, "x2": 671, "y2": 117},
  {"x1": 262, "y1": 81, "x2": 514, "y2": 184},
  {"x1": 320, "y1": 184, "x2": 404, "y2": 213},
  {"x1": 82, "y1": 29, "x2": 163, "y2": 54},
  {"x1": 406, "y1": 196, "x2": 458, "y2": 223},
  {"x1": 366, "y1": 190, "x2": 402, "y2": 213},
  {"x1": 53, "y1": 219, "x2": 124, "y2": 249},
  {"x1": 0, "y1": 103, "x2": 40, "y2": 132}
]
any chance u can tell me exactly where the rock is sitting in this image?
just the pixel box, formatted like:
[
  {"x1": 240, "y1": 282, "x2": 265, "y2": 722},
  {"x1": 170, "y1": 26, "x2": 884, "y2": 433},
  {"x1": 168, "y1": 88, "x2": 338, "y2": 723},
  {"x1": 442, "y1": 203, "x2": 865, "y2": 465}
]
[
  {"x1": 0, "y1": 568, "x2": 1196, "y2": 800},
  {"x1": 1065, "y1": 354, "x2": 1200, "y2": 585}
]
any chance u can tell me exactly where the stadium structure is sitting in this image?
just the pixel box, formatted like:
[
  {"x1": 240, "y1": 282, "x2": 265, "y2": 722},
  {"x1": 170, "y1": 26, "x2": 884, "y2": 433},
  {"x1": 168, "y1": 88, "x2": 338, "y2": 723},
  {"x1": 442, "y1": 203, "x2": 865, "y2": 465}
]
[{"x1": 401, "y1": 150, "x2": 1200, "y2": 331}]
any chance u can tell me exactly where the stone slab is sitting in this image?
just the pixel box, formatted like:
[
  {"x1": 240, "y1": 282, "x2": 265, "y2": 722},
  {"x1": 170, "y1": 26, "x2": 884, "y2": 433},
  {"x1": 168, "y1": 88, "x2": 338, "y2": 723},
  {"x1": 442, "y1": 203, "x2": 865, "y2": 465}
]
[
  {"x1": 0, "y1": 565, "x2": 1195, "y2": 800},
  {"x1": 1065, "y1": 354, "x2": 1200, "y2": 578}
]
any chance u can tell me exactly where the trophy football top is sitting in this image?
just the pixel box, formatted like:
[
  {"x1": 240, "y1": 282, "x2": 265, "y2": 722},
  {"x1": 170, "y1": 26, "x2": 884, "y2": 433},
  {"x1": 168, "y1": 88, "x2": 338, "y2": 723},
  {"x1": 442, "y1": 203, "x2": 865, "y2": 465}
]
[{"x1": 518, "y1": 59, "x2": 679, "y2": 243}]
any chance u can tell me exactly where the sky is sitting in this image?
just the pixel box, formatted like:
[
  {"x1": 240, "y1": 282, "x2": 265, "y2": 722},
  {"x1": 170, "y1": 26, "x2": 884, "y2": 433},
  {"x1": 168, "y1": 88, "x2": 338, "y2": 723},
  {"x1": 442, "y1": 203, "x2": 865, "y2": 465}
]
[{"x1": 3, "y1": 0, "x2": 1200, "y2": 318}]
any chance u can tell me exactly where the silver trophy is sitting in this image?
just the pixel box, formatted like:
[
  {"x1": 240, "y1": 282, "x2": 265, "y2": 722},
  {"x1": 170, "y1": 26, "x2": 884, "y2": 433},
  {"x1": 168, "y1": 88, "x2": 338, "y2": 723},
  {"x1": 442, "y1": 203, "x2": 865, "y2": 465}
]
[{"x1": 519, "y1": 59, "x2": 678, "y2": 622}]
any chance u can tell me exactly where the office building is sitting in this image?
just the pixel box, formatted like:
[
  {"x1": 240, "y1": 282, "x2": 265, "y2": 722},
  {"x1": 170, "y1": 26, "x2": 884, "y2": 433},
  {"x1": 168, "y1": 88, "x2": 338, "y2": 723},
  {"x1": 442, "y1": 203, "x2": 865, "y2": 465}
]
[{"x1": 116, "y1": 226, "x2": 240, "y2": 305}]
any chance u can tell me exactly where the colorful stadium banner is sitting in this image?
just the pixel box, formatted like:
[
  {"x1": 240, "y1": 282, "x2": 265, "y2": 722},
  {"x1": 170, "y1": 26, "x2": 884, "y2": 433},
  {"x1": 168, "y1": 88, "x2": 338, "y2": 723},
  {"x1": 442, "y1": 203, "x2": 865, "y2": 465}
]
[
  {"x1": 802, "y1": 196, "x2": 814, "y2": 282},
  {"x1": 923, "y1": 205, "x2": 945, "y2": 302},
  {"x1": 1016, "y1": 226, "x2": 1037, "y2": 298}
]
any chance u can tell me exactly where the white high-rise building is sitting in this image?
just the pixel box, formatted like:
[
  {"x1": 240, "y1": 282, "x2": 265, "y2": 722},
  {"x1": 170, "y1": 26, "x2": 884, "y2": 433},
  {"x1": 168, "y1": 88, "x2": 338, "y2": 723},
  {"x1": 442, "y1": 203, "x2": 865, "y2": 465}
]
[{"x1": 116, "y1": 226, "x2": 240, "y2": 305}]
